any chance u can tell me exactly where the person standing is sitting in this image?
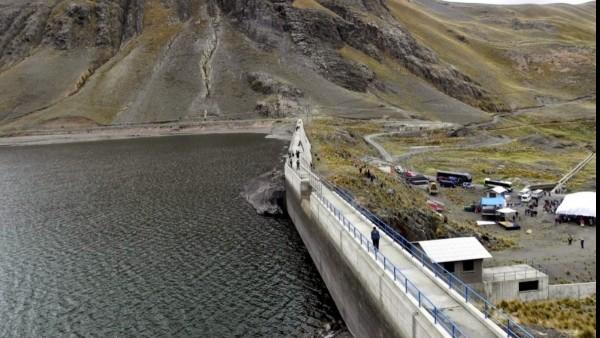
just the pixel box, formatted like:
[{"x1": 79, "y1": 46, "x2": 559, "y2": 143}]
[
  {"x1": 580, "y1": 238, "x2": 585, "y2": 249},
  {"x1": 567, "y1": 234, "x2": 573, "y2": 245},
  {"x1": 371, "y1": 227, "x2": 380, "y2": 251}
]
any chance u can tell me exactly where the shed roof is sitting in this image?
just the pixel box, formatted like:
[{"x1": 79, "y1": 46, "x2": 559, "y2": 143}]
[
  {"x1": 480, "y1": 196, "x2": 505, "y2": 206},
  {"x1": 418, "y1": 237, "x2": 492, "y2": 263},
  {"x1": 483, "y1": 264, "x2": 547, "y2": 282}
]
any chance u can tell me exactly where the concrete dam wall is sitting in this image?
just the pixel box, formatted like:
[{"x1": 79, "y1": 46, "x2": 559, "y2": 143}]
[{"x1": 285, "y1": 165, "x2": 443, "y2": 338}]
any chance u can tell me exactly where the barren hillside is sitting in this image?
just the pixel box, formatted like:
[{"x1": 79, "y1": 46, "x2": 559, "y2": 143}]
[{"x1": 0, "y1": 0, "x2": 595, "y2": 134}]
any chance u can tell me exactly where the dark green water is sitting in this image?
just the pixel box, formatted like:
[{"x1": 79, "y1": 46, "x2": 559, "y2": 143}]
[{"x1": 0, "y1": 134, "x2": 341, "y2": 337}]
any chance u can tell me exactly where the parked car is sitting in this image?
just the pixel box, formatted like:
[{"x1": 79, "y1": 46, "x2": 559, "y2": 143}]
[
  {"x1": 518, "y1": 187, "x2": 531, "y2": 198},
  {"x1": 531, "y1": 189, "x2": 545, "y2": 199},
  {"x1": 464, "y1": 203, "x2": 477, "y2": 212},
  {"x1": 439, "y1": 179, "x2": 457, "y2": 188},
  {"x1": 407, "y1": 175, "x2": 429, "y2": 185},
  {"x1": 428, "y1": 182, "x2": 440, "y2": 195},
  {"x1": 427, "y1": 200, "x2": 446, "y2": 212},
  {"x1": 523, "y1": 189, "x2": 544, "y2": 202},
  {"x1": 520, "y1": 191, "x2": 532, "y2": 202},
  {"x1": 394, "y1": 165, "x2": 405, "y2": 175}
]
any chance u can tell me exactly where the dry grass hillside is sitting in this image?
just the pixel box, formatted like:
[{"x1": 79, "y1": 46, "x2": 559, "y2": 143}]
[
  {"x1": 498, "y1": 297, "x2": 596, "y2": 337},
  {"x1": 0, "y1": 0, "x2": 595, "y2": 134},
  {"x1": 386, "y1": 0, "x2": 596, "y2": 110}
]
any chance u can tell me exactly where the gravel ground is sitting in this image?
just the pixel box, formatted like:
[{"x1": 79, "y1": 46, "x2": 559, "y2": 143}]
[{"x1": 435, "y1": 186, "x2": 596, "y2": 283}]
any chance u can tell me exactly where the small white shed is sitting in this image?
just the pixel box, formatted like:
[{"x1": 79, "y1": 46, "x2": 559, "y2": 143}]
[{"x1": 418, "y1": 237, "x2": 492, "y2": 283}]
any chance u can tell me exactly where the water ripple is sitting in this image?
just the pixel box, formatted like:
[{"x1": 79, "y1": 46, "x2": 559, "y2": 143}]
[{"x1": 0, "y1": 134, "x2": 342, "y2": 337}]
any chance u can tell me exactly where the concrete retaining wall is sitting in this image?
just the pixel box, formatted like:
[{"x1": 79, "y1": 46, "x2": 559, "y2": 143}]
[
  {"x1": 548, "y1": 282, "x2": 596, "y2": 300},
  {"x1": 485, "y1": 279, "x2": 596, "y2": 302},
  {"x1": 285, "y1": 171, "x2": 446, "y2": 338},
  {"x1": 484, "y1": 277, "x2": 549, "y2": 302}
]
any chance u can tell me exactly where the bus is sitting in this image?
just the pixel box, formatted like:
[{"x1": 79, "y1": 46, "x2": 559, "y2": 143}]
[
  {"x1": 436, "y1": 170, "x2": 472, "y2": 184},
  {"x1": 484, "y1": 178, "x2": 513, "y2": 192}
]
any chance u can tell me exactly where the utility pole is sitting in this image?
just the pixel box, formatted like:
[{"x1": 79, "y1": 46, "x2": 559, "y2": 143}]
[{"x1": 303, "y1": 101, "x2": 312, "y2": 125}]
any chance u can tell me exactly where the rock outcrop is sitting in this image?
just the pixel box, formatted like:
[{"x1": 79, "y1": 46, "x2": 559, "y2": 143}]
[
  {"x1": 217, "y1": 0, "x2": 496, "y2": 110},
  {"x1": 246, "y1": 72, "x2": 308, "y2": 118},
  {"x1": 242, "y1": 168, "x2": 286, "y2": 216},
  {"x1": 246, "y1": 72, "x2": 304, "y2": 98},
  {"x1": 0, "y1": 0, "x2": 144, "y2": 69}
]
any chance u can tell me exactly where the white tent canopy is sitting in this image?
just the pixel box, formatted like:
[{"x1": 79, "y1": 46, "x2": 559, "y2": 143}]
[
  {"x1": 476, "y1": 221, "x2": 497, "y2": 226},
  {"x1": 497, "y1": 208, "x2": 517, "y2": 214},
  {"x1": 556, "y1": 192, "x2": 596, "y2": 217},
  {"x1": 491, "y1": 186, "x2": 508, "y2": 194}
]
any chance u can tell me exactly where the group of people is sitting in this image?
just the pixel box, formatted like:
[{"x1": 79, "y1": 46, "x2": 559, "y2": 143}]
[
  {"x1": 358, "y1": 164, "x2": 376, "y2": 183},
  {"x1": 567, "y1": 234, "x2": 585, "y2": 249},
  {"x1": 557, "y1": 215, "x2": 596, "y2": 226},
  {"x1": 543, "y1": 199, "x2": 560, "y2": 214},
  {"x1": 523, "y1": 196, "x2": 563, "y2": 218},
  {"x1": 510, "y1": 211, "x2": 521, "y2": 222},
  {"x1": 288, "y1": 149, "x2": 301, "y2": 170},
  {"x1": 524, "y1": 205, "x2": 538, "y2": 217},
  {"x1": 288, "y1": 139, "x2": 319, "y2": 171}
]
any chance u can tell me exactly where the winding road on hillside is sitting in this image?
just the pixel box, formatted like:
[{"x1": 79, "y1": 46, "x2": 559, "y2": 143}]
[
  {"x1": 364, "y1": 132, "x2": 396, "y2": 163},
  {"x1": 364, "y1": 119, "x2": 513, "y2": 165},
  {"x1": 364, "y1": 93, "x2": 596, "y2": 166}
]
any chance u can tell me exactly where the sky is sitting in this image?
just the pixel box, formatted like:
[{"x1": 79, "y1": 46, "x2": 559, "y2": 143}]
[{"x1": 443, "y1": 0, "x2": 593, "y2": 4}]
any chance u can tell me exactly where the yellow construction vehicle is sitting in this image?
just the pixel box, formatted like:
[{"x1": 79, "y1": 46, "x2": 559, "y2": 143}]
[{"x1": 427, "y1": 181, "x2": 439, "y2": 195}]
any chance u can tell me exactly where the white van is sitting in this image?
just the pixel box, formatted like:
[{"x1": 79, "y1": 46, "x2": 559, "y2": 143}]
[
  {"x1": 522, "y1": 189, "x2": 543, "y2": 202},
  {"x1": 531, "y1": 189, "x2": 544, "y2": 199},
  {"x1": 518, "y1": 187, "x2": 531, "y2": 198}
]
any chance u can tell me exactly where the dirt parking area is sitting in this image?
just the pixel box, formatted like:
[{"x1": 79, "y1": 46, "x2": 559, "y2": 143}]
[{"x1": 434, "y1": 186, "x2": 596, "y2": 283}]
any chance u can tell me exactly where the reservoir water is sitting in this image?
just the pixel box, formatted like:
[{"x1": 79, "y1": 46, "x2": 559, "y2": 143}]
[{"x1": 0, "y1": 134, "x2": 342, "y2": 337}]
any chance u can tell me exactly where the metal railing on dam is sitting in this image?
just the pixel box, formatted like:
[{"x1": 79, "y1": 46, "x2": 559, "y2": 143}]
[
  {"x1": 314, "y1": 181, "x2": 466, "y2": 337},
  {"x1": 306, "y1": 168, "x2": 534, "y2": 338}
]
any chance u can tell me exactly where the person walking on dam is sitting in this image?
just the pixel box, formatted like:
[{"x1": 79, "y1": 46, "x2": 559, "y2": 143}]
[{"x1": 371, "y1": 227, "x2": 380, "y2": 251}]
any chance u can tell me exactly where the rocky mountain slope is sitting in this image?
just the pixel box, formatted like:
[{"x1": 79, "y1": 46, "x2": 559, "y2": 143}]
[{"x1": 0, "y1": 0, "x2": 595, "y2": 134}]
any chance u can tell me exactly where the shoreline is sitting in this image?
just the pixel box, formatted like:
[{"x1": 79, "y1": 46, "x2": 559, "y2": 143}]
[{"x1": 0, "y1": 119, "x2": 293, "y2": 147}]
